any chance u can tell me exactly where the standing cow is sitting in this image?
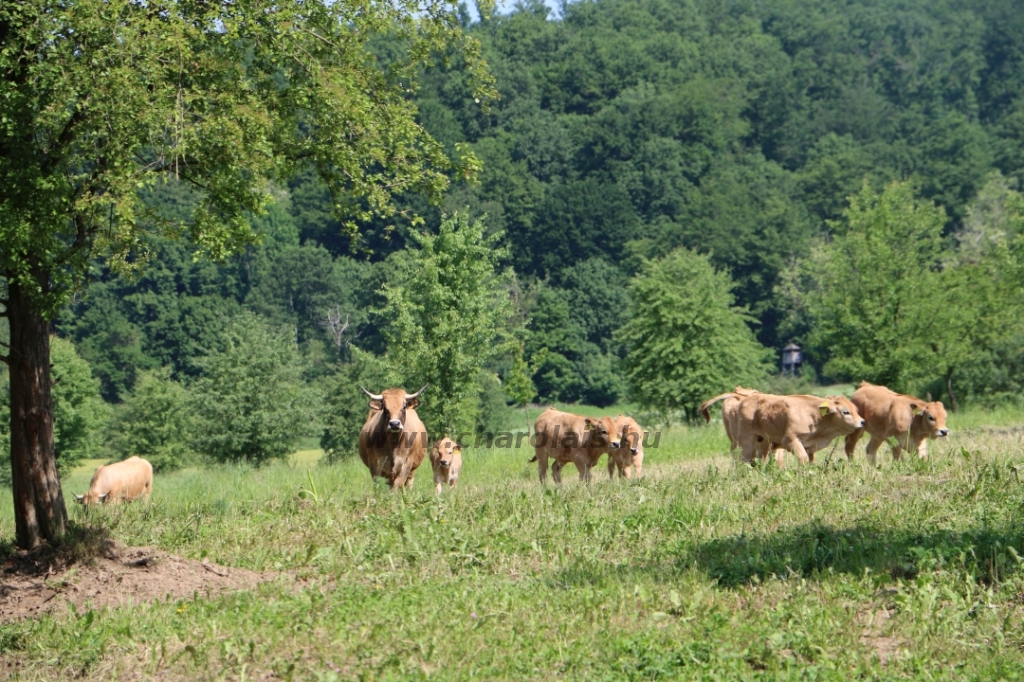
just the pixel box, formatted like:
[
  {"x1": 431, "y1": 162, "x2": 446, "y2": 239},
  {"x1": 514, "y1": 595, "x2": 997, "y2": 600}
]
[
  {"x1": 608, "y1": 415, "x2": 646, "y2": 479},
  {"x1": 530, "y1": 408, "x2": 617, "y2": 483},
  {"x1": 429, "y1": 436, "x2": 463, "y2": 493},
  {"x1": 844, "y1": 382, "x2": 949, "y2": 464},
  {"x1": 75, "y1": 456, "x2": 153, "y2": 505},
  {"x1": 358, "y1": 385, "x2": 429, "y2": 489},
  {"x1": 736, "y1": 393, "x2": 865, "y2": 466}
]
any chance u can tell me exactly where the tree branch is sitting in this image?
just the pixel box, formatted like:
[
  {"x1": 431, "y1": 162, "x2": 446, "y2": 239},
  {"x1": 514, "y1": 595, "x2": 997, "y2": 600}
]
[{"x1": 41, "y1": 108, "x2": 87, "y2": 175}]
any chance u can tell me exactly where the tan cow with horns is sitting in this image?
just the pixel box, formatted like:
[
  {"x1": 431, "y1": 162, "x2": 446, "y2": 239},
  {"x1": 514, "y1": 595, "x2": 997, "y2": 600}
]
[
  {"x1": 358, "y1": 385, "x2": 429, "y2": 489},
  {"x1": 75, "y1": 456, "x2": 153, "y2": 505}
]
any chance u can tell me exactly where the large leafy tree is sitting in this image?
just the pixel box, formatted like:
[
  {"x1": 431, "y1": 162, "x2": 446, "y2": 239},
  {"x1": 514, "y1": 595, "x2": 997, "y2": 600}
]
[
  {"x1": 0, "y1": 0, "x2": 492, "y2": 548},
  {"x1": 786, "y1": 180, "x2": 1009, "y2": 398},
  {"x1": 376, "y1": 212, "x2": 519, "y2": 436},
  {"x1": 618, "y1": 249, "x2": 771, "y2": 422},
  {"x1": 190, "y1": 313, "x2": 316, "y2": 465}
]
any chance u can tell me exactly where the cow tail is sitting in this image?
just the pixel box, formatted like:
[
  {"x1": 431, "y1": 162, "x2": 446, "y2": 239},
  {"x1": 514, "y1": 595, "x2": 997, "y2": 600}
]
[{"x1": 699, "y1": 392, "x2": 736, "y2": 423}]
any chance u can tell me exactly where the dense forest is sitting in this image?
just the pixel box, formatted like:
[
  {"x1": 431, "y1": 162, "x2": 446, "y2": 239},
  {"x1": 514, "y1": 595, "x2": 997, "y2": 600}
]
[{"x1": 4, "y1": 0, "x2": 1024, "y2": 475}]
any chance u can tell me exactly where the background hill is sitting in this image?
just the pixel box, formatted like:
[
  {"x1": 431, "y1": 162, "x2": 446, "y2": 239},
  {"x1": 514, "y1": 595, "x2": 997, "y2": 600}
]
[{"x1": 3, "y1": 0, "x2": 1024, "y2": 471}]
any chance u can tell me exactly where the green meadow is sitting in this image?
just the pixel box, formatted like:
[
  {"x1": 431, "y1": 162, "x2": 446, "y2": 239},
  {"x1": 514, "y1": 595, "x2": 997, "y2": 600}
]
[{"x1": 1, "y1": 407, "x2": 1024, "y2": 680}]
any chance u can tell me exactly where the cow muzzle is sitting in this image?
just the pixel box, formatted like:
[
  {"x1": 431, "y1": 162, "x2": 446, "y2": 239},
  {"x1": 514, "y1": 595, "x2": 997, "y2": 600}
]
[
  {"x1": 938, "y1": 428, "x2": 949, "y2": 437},
  {"x1": 387, "y1": 419, "x2": 403, "y2": 432},
  {"x1": 610, "y1": 441, "x2": 621, "y2": 450},
  {"x1": 439, "y1": 460, "x2": 449, "y2": 467}
]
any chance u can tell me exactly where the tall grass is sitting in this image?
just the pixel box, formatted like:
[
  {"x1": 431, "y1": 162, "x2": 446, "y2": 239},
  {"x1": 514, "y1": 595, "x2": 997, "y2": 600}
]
[{"x1": 0, "y1": 405, "x2": 1021, "y2": 679}]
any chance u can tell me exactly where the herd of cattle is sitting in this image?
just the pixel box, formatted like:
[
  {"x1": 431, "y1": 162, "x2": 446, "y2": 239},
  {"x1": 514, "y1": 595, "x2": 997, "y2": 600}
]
[
  {"x1": 71, "y1": 380, "x2": 950, "y2": 504},
  {"x1": 700, "y1": 381, "x2": 949, "y2": 466}
]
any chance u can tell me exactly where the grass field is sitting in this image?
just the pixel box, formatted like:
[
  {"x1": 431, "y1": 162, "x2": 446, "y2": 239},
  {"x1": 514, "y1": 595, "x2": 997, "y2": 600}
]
[{"x1": 2, "y1": 407, "x2": 1024, "y2": 680}]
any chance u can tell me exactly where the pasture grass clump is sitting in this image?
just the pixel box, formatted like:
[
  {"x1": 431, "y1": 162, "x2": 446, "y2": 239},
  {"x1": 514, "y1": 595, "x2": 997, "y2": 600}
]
[{"x1": 0, "y1": 408, "x2": 1023, "y2": 679}]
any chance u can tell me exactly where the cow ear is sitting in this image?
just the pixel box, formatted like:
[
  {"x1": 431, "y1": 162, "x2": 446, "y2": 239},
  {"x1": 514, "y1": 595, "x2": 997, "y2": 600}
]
[
  {"x1": 583, "y1": 418, "x2": 594, "y2": 430},
  {"x1": 405, "y1": 397, "x2": 420, "y2": 409},
  {"x1": 369, "y1": 399, "x2": 383, "y2": 410},
  {"x1": 910, "y1": 403, "x2": 920, "y2": 415},
  {"x1": 819, "y1": 400, "x2": 834, "y2": 417},
  {"x1": 453, "y1": 444, "x2": 462, "y2": 452}
]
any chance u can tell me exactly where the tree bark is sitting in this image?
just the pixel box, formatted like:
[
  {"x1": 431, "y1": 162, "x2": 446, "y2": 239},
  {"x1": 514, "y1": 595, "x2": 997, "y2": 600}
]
[{"x1": 7, "y1": 279, "x2": 67, "y2": 549}]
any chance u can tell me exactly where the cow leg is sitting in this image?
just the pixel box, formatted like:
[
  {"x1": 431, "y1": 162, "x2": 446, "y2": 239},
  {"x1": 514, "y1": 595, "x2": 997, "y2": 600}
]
[
  {"x1": 740, "y1": 437, "x2": 757, "y2": 465},
  {"x1": 552, "y1": 460, "x2": 564, "y2": 485},
  {"x1": 572, "y1": 453, "x2": 591, "y2": 482},
  {"x1": 844, "y1": 428, "x2": 864, "y2": 460},
  {"x1": 608, "y1": 459, "x2": 616, "y2": 480},
  {"x1": 865, "y1": 436, "x2": 884, "y2": 465},
  {"x1": 536, "y1": 451, "x2": 549, "y2": 484},
  {"x1": 632, "y1": 457, "x2": 642, "y2": 479},
  {"x1": 784, "y1": 437, "x2": 810, "y2": 465},
  {"x1": 890, "y1": 433, "x2": 908, "y2": 461},
  {"x1": 392, "y1": 457, "x2": 416, "y2": 489},
  {"x1": 435, "y1": 481, "x2": 443, "y2": 494},
  {"x1": 773, "y1": 448, "x2": 786, "y2": 467},
  {"x1": 915, "y1": 437, "x2": 929, "y2": 459}
]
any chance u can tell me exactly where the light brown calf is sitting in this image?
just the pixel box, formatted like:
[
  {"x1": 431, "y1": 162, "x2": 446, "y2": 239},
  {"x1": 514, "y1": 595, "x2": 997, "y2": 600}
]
[
  {"x1": 736, "y1": 394, "x2": 865, "y2": 466},
  {"x1": 608, "y1": 415, "x2": 646, "y2": 479},
  {"x1": 430, "y1": 436, "x2": 463, "y2": 493},
  {"x1": 700, "y1": 386, "x2": 760, "y2": 451},
  {"x1": 844, "y1": 382, "x2": 949, "y2": 464},
  {"x1": 75, "y1": 456, "x2": 153, "y2": 505},
  {"x1": 530, "y1": 408, "x2": 616, "y2": 483}
]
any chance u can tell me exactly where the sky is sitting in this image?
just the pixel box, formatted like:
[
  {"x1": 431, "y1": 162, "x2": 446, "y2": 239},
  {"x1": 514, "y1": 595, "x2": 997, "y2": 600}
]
[{"x1": 464, "y1": 0, "x2": 566, "y2": 23}]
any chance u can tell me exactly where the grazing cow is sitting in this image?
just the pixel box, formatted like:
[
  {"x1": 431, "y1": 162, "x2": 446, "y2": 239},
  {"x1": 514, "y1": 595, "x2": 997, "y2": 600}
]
[
  {"x1": 430, "y1": 436, "x2": 463, "y2": 493},
  {"x1": 700, "y1": 386, "x2": 760, "y2": 451},
  {"x1": 608, "y1": 415, "x2": 646, "y2": 479},
  {"x1": 529, "y1": 408, "x2": 617, "y2": 483},
  {"x1": 74, "y1": 456, "x2": 153, "y2": 505},
  {"x1": 736, "y1": 393, "x2": 865, "y2": 466},
  {"x1": 844, "y1": 382, "x2": 950, "y2": 464},
  {"x1": 358, "y1": 385, "x2": 429, "y2": 489}
]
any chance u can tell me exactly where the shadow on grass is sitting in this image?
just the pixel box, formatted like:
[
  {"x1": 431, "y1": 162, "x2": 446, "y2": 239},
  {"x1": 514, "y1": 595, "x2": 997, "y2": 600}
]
[
  {"x1": 551, "y1": 522, "x2": 1024, "y2": 589},
  {"x1": 0, "y1": 522, "x2": 117, "y2": 576}
]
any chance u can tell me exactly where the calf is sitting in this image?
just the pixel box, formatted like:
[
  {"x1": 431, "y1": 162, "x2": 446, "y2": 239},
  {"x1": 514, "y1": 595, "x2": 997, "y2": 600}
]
[
  {"x1": 430, "y1": 436, "x2": 463, "y2": 493},
  {"x1": 608, "y1": 415, "x2": 646, "y2": 479},
  {"x1": 701, "y1": 386, "x2": 760, "y2": 451},
  {"x1": 75, "y1": 456, "x2": 153, "y2": 505},
  {"x1": 530, "y1": 408, "x2": 616, "y2": 483},
  {"x1": 736, "y1": 394, "x2": 865, "y2": 466},
  {"x1": 844, "y1": 382, "x2": 949, "y2": 464}
]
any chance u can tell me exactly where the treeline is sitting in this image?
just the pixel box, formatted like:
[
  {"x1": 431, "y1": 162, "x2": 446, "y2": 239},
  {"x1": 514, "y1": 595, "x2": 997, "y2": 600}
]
[{"x1": 3, "y1": 0, "x2": 1024, "y2": 475}]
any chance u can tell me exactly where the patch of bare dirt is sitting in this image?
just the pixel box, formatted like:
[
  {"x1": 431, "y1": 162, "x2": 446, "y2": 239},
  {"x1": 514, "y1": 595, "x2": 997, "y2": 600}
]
[
  {"x1": 858, "y1": 607, "x2": 902, "y2": 665},
  {"x1": 0, "y1": 539, "x2": 270, "y2": 623}
]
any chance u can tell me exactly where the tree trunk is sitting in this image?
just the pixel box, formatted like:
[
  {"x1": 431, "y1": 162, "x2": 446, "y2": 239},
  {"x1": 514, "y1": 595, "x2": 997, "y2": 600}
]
[
  {"x1": 7, "y1": 279, "x2": 67, "y2": 549},
  {"x1": 945, "y1": 367, "x2": 958, "y2": 414}
]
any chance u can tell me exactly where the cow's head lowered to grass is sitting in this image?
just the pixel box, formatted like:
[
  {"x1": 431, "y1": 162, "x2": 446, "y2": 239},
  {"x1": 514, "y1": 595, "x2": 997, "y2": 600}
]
[{"x1": 361, "y1": 385, "x2": 429, "y2": 433}]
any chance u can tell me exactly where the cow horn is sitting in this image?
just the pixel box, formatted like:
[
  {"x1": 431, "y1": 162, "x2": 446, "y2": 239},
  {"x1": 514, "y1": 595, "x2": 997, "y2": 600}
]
[
  {"x1": 98, "y1": 493, "x2": 109, "y2": 502},
  {"x1": 359, "y1": 385, "x2": 383, "y2": 401},
  {"x1": 74, "y1": 494, "x2": 84, "y2": 503},
  {"x1": 406, "y1": 384, "x2": 429, "y2": 400}
]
